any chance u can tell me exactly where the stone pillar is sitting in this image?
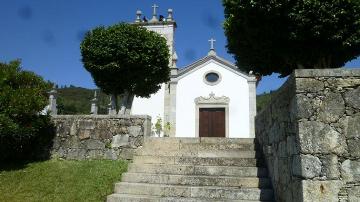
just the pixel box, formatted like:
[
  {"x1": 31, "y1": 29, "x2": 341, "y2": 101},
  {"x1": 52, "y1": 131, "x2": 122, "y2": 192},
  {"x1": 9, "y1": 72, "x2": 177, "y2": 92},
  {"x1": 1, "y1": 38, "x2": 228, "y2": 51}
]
[
  {"x1": 90, "y1": 91, "x2": 98, "y2": 115},
  {"x1": 248, "y1": 79, "x2": 257, "y2": 138},
  {"x1": 108, "y1": 95, "x2": 117, "y2": 115},
  {"x1": 49, "y1": 88, "x2": 57, "y2": 116},
  {"x1": 166, "y1": 81, "x2": 177, "y2": 137}
]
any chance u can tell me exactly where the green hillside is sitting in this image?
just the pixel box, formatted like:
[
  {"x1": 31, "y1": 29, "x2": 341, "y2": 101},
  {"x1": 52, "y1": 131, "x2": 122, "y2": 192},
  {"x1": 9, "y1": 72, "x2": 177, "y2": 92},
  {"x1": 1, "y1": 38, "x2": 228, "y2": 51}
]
[
  {"x1": 256, "y1": 91, "x2": 274, "y2": 112},
  {"x1": 56, "y1": 85, "x2": 274, "y2": 115},
  {"x1": 56, "y1": 86, "x2": 110, "y2": 115}
]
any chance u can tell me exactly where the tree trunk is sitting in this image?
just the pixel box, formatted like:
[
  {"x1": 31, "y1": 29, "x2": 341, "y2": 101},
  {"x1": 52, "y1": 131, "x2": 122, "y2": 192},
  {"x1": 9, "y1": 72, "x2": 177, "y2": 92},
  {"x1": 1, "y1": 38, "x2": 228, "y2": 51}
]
[{"x1": 118, "y1": 91, "x2": 134, "y2": 115}]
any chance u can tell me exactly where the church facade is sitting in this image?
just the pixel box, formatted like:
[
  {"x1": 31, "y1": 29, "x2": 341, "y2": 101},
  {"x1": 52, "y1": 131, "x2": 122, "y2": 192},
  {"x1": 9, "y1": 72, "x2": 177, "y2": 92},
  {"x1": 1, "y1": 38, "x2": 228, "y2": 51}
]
[{"x1": 131, "y1": 6, "x2": 257, "y2": 138}]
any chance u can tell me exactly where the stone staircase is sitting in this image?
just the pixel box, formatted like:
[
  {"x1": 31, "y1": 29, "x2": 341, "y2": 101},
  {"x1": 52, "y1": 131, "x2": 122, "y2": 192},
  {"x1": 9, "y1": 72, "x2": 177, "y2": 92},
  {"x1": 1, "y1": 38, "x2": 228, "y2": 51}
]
[{"x1": 107, "y1": 137, "x2": 274, "y2": 202}]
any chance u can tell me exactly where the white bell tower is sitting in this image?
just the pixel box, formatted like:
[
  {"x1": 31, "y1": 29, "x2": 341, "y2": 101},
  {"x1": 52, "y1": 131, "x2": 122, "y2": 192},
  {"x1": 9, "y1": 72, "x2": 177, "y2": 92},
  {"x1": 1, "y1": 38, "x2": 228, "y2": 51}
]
[{"x1": 132, "y1": 5, "x2": 178, "y2": 137}]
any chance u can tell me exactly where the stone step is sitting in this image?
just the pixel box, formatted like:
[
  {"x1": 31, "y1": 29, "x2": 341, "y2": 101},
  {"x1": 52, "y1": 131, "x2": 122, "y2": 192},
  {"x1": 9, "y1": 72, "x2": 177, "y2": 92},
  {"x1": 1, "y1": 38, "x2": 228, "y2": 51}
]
[
  {"x1": 114, "y1": 182, "x2": 274, "y2": 201},
  {"x1": 143, "y1": 137, "x2": 258, "y2": 152},
  {"x1": 122, "y1": 173, "x2": 272, "y2": 188},
  {"x1": 145, "y1": 137, "x2": 256, "y2": 145},
  {"x1": 128, "y1": 163, "x2": 268, "y2": 177},
  {"x1": 107, "y1": 193, "x2": 273, "y2": 202},
  {"x1": 137, "y1": 149, "x2": 260, "y2": 158},
  {"x1": 133, "y1": 155, "x2": 265, "y2": 167}
]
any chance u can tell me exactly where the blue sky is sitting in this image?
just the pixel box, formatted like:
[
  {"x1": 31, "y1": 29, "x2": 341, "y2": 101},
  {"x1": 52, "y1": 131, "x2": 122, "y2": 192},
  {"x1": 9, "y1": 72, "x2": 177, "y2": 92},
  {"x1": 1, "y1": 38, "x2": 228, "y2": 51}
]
[{"x1": 1, "y1": 0, "x2": 359, "y2": 94}]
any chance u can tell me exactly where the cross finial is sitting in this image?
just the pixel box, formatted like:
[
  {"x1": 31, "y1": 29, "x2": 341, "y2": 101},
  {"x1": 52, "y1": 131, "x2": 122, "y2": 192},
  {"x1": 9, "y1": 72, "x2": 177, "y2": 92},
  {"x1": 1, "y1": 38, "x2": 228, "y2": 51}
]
[
  {"x1": 152, "y1": 4, "x2": 159, "y2": 16},
  {"x1": 150, "y1": 4, "x2": 159, "y2": 22},
  {"x1": 209, "y1": 38, "x2": 216, "y2": 50}
]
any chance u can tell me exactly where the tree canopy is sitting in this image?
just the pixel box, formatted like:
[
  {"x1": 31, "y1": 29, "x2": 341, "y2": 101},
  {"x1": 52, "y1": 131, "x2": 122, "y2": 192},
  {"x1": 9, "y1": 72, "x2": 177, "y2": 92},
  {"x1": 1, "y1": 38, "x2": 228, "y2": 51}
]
[
  {"x1": 0, "y1": 60, "x2": 53, "y2": 161},
  {"x1": 223, "y1": 0, "x2": 360, "y2": 77},
  {"x1": 80, "y1": 23, "x2": 170, "y2": 98}
]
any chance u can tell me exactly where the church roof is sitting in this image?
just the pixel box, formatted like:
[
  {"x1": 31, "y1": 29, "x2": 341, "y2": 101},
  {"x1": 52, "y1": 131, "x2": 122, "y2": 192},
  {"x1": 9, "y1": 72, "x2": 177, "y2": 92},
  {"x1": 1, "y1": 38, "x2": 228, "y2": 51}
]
[{"x1": 173, "y1": 54, "x2": 256, "y2": 82}]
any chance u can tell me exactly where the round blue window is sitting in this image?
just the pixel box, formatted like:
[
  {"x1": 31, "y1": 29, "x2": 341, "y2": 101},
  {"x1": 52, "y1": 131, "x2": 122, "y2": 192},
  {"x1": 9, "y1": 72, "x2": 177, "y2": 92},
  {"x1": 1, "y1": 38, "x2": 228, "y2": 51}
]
[{"x1": 205, "y1": 72, "x2": 219, "y2": 83}]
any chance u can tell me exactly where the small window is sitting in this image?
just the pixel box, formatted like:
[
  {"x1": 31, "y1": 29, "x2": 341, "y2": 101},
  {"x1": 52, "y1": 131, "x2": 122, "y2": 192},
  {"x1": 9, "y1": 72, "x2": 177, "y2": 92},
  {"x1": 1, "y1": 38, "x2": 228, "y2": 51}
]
[
  {"x1": 204, "y1": 71, "x2": 221, "y2": 85},
  {"x1": 205, "y1": 73, "x2": 219, "y2": 83}
]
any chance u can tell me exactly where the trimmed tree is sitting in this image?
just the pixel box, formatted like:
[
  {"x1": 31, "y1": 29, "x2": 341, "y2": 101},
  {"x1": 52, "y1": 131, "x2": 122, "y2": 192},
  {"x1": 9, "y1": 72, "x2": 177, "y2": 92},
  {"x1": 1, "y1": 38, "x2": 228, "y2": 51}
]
[
  {"x1": 0, "y1": 60, "x2": 54, "y2": 161},
  {"x1": 80, "y1": 23, "x2": 170, "y2": 114},
  {"x1": 223, "y1": 0, "x2": 360, "y2": 77}
]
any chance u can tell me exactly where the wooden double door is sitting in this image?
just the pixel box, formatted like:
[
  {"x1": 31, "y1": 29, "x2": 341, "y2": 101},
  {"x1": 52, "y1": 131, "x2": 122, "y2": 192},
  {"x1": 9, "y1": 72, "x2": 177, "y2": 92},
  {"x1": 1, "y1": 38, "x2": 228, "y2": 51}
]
[{"x1": 199, "y1": 108, "x2": 225, "y2": 137}]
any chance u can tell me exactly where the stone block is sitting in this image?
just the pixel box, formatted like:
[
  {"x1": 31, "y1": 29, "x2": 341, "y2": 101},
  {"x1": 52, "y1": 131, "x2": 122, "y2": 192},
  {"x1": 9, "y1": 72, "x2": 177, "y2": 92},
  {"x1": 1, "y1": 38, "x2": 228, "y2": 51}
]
[
  {"x1": 63, "y1": 136, "x2": 80, "y2": 148},
  {"x1": 273, "y1": 156, "x2": 279, "y2": 183},
  {"x1": 301, "y1": 180, "x2": 343, "y2": 202},
  {"x1": 349, "y1": 186, "x2": 360, "y2": 202},
  {"x1": 87, "y1": 150, "x2": 103, "y2": 159},
  {"x1": 286, "y1": 135, "x2": 298, "y2": 155},
  {"x1": 296, "y1": 94, "x2": 314, "y2": 119},
  {"x1": 70, "y1": 122, "x2": 77, "y2": 136},
  {"x1": 78, "y1": 129, "x2": 90, "y2": 140},
  {"x1": 56, "y1": 123, "x2": 70, "y2": 137},
  {"x1": 78, "y1": 119, "x2": 96, "y2": 130},
  {"x1": 128, "y1": 126, "x2": 142, "y2": 137},
  {"x1": 269, "y1": 124, "x2": 280, "y2": 144},
  {"x1": 340, "y1": 159, "x2": 360, "y2": 182},
  {"x1": 318, "y1": 92, "x2": 345, "y2": 123},
  {"x1": 278, "y1": 140, "x2": 287, "y2": 158},
  {"x1": 93, "y1": 129, "x2": 112, "y2": 140},
  {"x1": 345, "y1": 86, "x2": 360, "y2": 109},
  {"x1": 320, "y1": 155, "x2": 340, "y2": 179},
  {"x1": 112, "y1": 134, "x2": 129, "y2": 148},
  {"x1": 104, "y1": 149, "x2": 118, "y2": 160},
  {"x1": 278, "y1": 158, "x2": 290, "y2": 185},
  {"x1": 331, "y1": 78, "x2": 360, "y2": 88},
  {"x1": 54, "y1": 147, "x2": 67, "y2": 158},
  {"x1": 347, "y1": 139, "x2": 360, "y2": 157},
  {"x1": 132, "y1": 117, "x2": 145, "y2": 125},
  {"x1": 84, "y1": 139, "x2": 105, "y2": 150},
  {"x1": 345, "y1": 114, "x2": 360, "y2": 139},
  {"x1": 296, "y1": 78, "x2": 324, "y2": 93},
  {"x1": 294, "y1": 69, "x2": 360, "y2": 77},
  {"x1": 291, "y1": 179, "x2": 303, "y2": 202},
  {"x1": 67, "y1": 149, "x2": 86, "y2": 160},
  {"x1": 293, "y1": 154, "x2": 322, "y2": 179},
  {"x1": 298, "y1": 121, "x2": 347, "y2": 155},
  {"x1": 129, "y1": 136, "x2": 143, "y2": 148}
]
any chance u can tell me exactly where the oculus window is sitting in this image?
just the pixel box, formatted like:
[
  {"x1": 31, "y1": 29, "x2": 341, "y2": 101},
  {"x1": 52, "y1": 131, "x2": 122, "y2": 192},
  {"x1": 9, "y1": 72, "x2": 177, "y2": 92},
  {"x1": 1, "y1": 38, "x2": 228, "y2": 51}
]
[{"x1": 204, "y1": 71, "x2": 221, "y2": 85}]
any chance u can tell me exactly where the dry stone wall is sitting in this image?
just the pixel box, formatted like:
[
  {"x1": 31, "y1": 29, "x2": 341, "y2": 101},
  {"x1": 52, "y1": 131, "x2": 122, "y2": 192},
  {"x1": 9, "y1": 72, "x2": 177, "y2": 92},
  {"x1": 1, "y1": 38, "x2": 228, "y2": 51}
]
[
  {"x1": 256, "y1": 69, "x2": 360, "y2": 202},
  {"x1": 51, "y1": 115, "x2": 151, "y2": 160}
]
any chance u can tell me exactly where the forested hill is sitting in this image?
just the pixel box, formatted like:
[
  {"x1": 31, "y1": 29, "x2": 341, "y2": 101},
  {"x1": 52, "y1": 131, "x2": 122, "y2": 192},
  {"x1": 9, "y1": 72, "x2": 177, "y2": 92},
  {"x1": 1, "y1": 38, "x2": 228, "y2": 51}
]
[
  {"x1": 56, "y1": 85, "x2": 273, "y2": 115},
  {"x1": 56, "y1": 86, "x2": 110, "y2": 115},
  {"x1": 256, "y1": 92, "x2": 273, "y2": 112}
]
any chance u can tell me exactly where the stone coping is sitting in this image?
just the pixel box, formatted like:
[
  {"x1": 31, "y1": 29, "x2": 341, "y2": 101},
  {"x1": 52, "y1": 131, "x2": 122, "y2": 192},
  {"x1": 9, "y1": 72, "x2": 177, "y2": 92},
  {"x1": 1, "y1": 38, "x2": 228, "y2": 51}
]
[
  {"x1": 294, "y1": 68, "x2": 360, "y2": 78},
  {"x1": 52, "y1": 114, "x2": 152, "y2": 119}
]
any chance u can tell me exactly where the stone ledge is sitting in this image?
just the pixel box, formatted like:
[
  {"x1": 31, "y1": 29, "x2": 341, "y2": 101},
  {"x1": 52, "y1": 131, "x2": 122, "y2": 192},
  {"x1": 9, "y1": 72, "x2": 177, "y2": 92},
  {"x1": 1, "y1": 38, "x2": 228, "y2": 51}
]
[{"x1": 294, "y1": 68, "x2": 360, "y2": 78}]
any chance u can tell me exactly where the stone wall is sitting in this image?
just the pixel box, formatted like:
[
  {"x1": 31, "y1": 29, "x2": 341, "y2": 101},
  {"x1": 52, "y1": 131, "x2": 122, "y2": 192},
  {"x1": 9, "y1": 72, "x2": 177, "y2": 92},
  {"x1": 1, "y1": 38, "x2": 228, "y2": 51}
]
[
  {"x1": 51, "y1": 115, "x2": 151, "y2": 160},
  {"x1": 256, "y1": 69, "x2": 360, "y2": 202}
]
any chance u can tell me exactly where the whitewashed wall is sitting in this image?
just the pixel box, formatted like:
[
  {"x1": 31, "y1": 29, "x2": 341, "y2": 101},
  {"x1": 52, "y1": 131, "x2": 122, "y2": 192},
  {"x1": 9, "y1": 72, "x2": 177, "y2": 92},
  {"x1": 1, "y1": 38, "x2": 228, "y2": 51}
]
[
  {"x1": 175, "y1": 60, "x2": 250, "y2": 138},
  {"x1": 132, "y1": 84, "x2": 165, "y2": 135}
]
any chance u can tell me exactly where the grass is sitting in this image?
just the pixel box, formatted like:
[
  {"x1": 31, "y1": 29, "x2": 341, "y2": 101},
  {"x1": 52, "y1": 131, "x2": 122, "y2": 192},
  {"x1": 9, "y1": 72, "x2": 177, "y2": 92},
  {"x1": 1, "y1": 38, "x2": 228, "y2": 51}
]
[{"x1": 0, "y1": 159, "x2": 128, "y2": 202}]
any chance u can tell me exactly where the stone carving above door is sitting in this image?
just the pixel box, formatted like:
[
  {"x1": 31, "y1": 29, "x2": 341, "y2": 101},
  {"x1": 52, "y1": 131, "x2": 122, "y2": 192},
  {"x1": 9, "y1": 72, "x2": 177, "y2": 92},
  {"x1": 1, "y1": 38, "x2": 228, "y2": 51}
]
[{"x1": 194, "y1": 92, "x2": 230, "y2": 105}]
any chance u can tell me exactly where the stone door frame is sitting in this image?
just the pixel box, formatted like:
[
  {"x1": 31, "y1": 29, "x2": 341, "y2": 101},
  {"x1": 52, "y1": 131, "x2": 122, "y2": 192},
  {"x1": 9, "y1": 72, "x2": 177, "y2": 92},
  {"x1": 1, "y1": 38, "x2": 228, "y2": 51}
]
[{"x1": 194, "y1": 93, "x2": 230, "y2": 138}]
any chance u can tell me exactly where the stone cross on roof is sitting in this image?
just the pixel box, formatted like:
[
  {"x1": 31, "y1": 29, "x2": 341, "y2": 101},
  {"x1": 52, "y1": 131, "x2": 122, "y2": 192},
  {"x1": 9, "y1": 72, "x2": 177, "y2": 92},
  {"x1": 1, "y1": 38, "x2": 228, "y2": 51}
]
[
  {"x1": 209, "y1": 38, "x2": 216, "y2": 50},
  {"x1": 208, "y1": 38, "x2": 217, "y2": 56},
  {"x1": 152, "y1": 4, "x2": 159, "y2": 16},
  {"x1": 150, "y1": 4, "x2": 159, "y2": 22}
]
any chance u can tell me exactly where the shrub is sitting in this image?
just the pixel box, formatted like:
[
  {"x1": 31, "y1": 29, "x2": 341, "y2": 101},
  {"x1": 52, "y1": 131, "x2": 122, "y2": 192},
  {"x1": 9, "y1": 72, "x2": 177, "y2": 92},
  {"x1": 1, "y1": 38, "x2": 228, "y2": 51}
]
[{"x1": 0, "y1": 60, "x2": 54, "y2": 161}]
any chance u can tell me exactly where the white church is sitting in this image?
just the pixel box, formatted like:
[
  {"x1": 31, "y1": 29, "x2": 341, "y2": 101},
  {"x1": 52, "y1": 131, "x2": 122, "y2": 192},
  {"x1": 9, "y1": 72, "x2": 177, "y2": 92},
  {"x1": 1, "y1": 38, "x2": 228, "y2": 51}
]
[{"x1": 131, "y1": 5, "x2": 257, "y2": 138}]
